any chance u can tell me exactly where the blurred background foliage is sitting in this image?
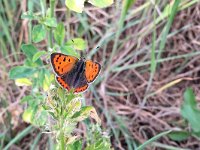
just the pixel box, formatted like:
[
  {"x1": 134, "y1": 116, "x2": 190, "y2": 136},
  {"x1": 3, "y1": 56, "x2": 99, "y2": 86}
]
[{"x1": 1, "y1": 0, "x2": 200, "y2": 149}]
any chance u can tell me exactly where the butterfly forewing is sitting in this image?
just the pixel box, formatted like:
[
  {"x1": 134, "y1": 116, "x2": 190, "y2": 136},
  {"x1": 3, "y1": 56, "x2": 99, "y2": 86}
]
[
  {"x1": 51, "y1": 53, "x2": 78, "y2": 76},
  {"x1": 85, "y1": 60, "x2": 101, "y2": 83}
]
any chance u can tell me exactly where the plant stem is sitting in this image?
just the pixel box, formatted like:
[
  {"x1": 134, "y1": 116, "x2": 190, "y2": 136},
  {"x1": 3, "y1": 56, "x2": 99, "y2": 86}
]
[
  {"x1": 60, "y1": 129, "x2": 65, "y2": 150},
  {"x1": 66, "y1": 8, "x2": 71, "y2": 40},
  {"x1": 59, "y1": 116, "x2": 65, "y2": 150},
  {"x1": 49, "y1": 0, "x2": 55, "y2": 48},
  {"x1": 59, "y1": 97, "x2": 65, "y2": 150}
]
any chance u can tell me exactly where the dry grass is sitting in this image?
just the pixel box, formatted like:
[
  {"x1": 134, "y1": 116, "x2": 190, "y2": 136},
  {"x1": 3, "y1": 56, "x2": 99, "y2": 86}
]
[{"x1": 1, "y1": 0, "x2": 200, "y2": 149}]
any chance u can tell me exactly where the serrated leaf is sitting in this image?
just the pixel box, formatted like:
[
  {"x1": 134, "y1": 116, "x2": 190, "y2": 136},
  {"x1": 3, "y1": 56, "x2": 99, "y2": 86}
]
[
  {"x1": 65, "y1": 0, "x2": 85, "y2": 13},
  {"x1": 32, "y1": 51, "x2": 46, "y2": 62},
  {"x1": 9, "y1": 66, "x2": 36, "y2": 79},
  {"x1": 32, "y1": 24, "x2": 46, "y2": 43},
  {"x1": 66, "y1": 98, "x2": 82, "y2": 118},
  {"x1": 181, "y1": 88, "x2": 200, "y2": 132},
  {"x1": 44, "y1": 17, "x2": 57, "y2": 27},
  {"x1": 168, "y1": 131, "x2": 190, "y2": 141},
  {"x1": 72, "y1": 106, "x2": 101, "y2": 123},
  {"x1": 88, "y1": 0, "x2": 113, "y2": 8},
  {"x1": 15, "y1": 78, "x2": 32, "y2": 86},
  {"x1": 65, "y1": 38, "x2": 86, "y2": 50},
  {"x1": 54, "y1": 22, "x2": 65, "y2": 46}
]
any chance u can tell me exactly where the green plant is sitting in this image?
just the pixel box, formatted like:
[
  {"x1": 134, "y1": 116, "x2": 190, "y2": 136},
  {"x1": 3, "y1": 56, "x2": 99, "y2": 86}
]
[{"x1": 7, "y1": 0, "x2": 113, "y2": 149}]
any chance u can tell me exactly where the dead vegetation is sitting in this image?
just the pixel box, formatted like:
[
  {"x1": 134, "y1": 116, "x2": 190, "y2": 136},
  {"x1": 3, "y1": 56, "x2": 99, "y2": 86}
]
[{"x1": 1, "y1": 1, "x2": 200, "y2": 149}]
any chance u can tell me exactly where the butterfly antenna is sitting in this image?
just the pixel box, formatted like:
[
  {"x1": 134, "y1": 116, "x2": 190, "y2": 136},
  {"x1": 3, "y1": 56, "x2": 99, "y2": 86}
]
[{"x1": 71, "y1": 39, "x2": 76, "y2": 51}]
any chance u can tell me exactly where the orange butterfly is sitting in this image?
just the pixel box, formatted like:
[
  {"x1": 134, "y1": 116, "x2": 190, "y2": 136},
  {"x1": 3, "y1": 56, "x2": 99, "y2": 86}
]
[{"x1": 50, "y1": 53, "x2": 101, "y2": 93}]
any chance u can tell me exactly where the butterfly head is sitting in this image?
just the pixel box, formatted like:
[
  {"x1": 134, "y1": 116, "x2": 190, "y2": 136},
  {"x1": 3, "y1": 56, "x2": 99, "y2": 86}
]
[{"x1": 80, "y1": 56, "x2": 86, "y2": 61}]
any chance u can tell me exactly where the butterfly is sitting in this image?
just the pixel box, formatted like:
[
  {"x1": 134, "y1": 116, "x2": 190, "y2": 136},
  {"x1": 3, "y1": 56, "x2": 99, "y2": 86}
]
[{"x1": 50, "y1": 52, "x2": 101, "y2": 93}]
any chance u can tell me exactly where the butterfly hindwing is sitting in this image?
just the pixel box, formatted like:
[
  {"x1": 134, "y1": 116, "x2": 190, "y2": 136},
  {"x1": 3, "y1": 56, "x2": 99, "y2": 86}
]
[
  {"x1": 74, "y1": 84, "x2": 88, "y2": 93},
  {"x1": 56, "y1": 75, "x2": 88, "y2": 93},
  {"x1": 51, "y1": 53, "x2": 78, "y2": 76},
  {"x1": 56, "y1": 76, "x2": 70, "y2": 91},
  {"x1": 85, "y1": 60, "x2": 101, "y2": 83}
]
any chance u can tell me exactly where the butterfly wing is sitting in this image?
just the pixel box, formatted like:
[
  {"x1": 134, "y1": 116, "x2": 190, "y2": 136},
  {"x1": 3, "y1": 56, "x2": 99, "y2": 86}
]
[
  {"x1": 73, "y1": 69, "x2": 89, "y2": 93},
  {"x1": 56, "y1": 69, "x2": 89, "y2": 93},
  {"x1": 85, "y1": 60, "x2": 101, "y2": 83},
  {"x1": 51, "y1": 53, "x2": 78, "y2": 76},
  {"x1": 74, "y1": 84, "x2": 88, "y2": 93},
  {"x1": 56, "y1": 76, "x2": 70, "y2": 91},
  {"x1": 56, "y1": 75, "x2": 88, "y2": 93}
]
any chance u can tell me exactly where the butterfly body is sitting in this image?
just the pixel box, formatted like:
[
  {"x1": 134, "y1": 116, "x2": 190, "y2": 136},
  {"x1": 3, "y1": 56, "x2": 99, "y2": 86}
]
[
  {"x1": 60, "y1": 59, "x2": 87, "y2": 89},
  {"x1": 51, "y1": 53, "x2": 101, "y2": 93}
]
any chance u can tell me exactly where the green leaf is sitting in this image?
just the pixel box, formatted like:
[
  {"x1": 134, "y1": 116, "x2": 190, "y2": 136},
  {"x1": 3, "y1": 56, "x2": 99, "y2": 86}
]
[
  {"x1": 33, "y1": 109, "x2": 48, "y2": 126},
  {"x1": 181, "y1": 88, "x2": 200, "y2": 132},
  {"x1": 168, "y1": 131, "x2": 190, "y2": 141},
  {"x1": 23, "y1": 108, "x2": 34, "y2": 123},
  {"x1": 67, "y1": 140, "x2": 82, "y2": 150},
  {"x1": 65, "y1": 98, "x2": 82, "y2": 118},
  {"x1": 3, "y1": 126, "x2": 33, "y2": 150},
  {"x1": 65, "y1": 38, "x2": 87, "y2": 50},
  {"x1": 65, "y1": 0, "x2": 85, "y2": 13},
  {"x1": 192, "y1": 131, "x2": 200, "y2": 138},
  {"x1": 9, "y1": 66, "x2": 36, "y2": 79},
  {"x1": 88, "y1": 0, "x2": 113, "y2": 8},
  {"x1": 21, "y1": 44, "x2": 38, "y2": 59},
  {"x1": 57, "y1": 88, "x2": 65, "y2": 102},
  {"x1": 21, "y1": 44, "x2": 42, "y2": 65},
  {"x1": 122, "y1": 0, "x2": 135, "y2": 12},
  {"x1": 43, "y1": 73, "x2": 53, "y2": 92},
  {"x1": 24, "y1": 58, "x2": 38, "y2": 67},
  {"x1": 32, "y1": 24, "x2": 46, "y2": 43},
  {"x1": 72, "y1": 106, "x2": 101, "y2": 123},
  {"x1": 38, "y1": 69, "x2": 45, "y2": 88},
  {"x1": 44, "y1": 17, "x2": 57, "y2": 27},
  {"x1": 32, "y1": 51, "x2": 46, "y2": 62},
  {"x1": 15, "y1": 78, "x2": 32, "y2": 86},
  {"x1": 54, "y1": 22, "x2": 65, "y2": 46},
  {"x1": 85, "y1": 124, "x2": 111, "y2": 150},
  {"x1": 137, "y1": 130, "x2": 172, "y2": 150},
  {"x1": 20, "y1": 95, "x2": 34, "y2": 103},
  {"x1": 21, "y1": 11, "x2": 36, "y2": 20},
  {"x1": 60, "y1": 45, "x2": 79, "y2": 58}
]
